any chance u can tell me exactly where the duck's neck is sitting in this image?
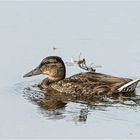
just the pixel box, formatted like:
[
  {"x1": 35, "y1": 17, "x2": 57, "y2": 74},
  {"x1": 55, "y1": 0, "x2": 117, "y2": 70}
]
[{"x1": 38, "y1": 76, "x2": 64, "y2": 90}]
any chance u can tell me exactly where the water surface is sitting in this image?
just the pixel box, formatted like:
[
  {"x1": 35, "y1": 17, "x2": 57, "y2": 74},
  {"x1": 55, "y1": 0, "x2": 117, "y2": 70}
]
[{"x1": 0, "y1": 1, "x2": 140, "y2": 139}]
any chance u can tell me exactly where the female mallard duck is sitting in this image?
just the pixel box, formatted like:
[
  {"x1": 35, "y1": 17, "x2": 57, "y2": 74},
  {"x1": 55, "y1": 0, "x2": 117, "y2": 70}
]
[{"x1": 23, "y1": 56, "x2": 140, "y2": 102}]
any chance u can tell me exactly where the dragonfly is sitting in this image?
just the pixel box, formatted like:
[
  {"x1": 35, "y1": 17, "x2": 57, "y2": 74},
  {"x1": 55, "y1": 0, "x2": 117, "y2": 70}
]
[{"x1": 65, "y1": 53, "x2": 102, "y2": 72}]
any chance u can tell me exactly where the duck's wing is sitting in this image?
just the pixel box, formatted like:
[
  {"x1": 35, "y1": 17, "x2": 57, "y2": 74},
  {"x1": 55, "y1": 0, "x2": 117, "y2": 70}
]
[
  {"x1": 83, "y1": 72, "x2": 130, "y2": 81},
  {"x1": 66, "y1": 72, "x2": 132, "y2": 87},
  {"x1": 49, "y1": 72, "x2": 132, "y2": 94}
]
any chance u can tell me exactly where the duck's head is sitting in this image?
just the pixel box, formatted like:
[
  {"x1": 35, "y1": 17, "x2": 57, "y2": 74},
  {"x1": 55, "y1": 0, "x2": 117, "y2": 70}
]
[{"x1": 23, "y1": 56, "x2": 66, "y2": 82}]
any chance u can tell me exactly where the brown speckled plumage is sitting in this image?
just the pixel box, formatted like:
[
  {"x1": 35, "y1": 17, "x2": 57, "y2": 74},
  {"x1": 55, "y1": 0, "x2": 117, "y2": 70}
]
[{"x1": 47, "y1": 72, "x2": 132, "y2": 102}]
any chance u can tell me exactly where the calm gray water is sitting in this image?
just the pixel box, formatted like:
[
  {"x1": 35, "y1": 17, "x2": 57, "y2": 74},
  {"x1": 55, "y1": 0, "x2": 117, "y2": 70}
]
[{"x1": 0, "y1": 1, "x2": 140, "y2": 139}]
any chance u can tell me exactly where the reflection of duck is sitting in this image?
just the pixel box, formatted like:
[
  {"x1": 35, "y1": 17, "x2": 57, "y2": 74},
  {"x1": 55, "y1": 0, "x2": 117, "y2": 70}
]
[{"x1": 24, "y1": 56, "x2": 140, "y2": 101}]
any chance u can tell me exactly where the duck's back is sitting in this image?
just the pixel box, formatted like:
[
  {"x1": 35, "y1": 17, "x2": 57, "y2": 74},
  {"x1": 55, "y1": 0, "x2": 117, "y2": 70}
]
[{"x1": 48, "y1": 72, "x2": 132, "y2": 101}]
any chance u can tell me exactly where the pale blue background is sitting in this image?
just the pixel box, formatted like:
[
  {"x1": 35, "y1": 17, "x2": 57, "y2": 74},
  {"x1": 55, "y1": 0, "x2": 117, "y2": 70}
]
[{"x1": 0, "y1": 1, "x2": 140, "y2": 139}]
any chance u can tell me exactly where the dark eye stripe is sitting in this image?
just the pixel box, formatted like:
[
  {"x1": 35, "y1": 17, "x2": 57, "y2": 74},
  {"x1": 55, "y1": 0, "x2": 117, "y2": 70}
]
[{"x1": 39, "y1": 61, "x2": 58, "y2": 68}]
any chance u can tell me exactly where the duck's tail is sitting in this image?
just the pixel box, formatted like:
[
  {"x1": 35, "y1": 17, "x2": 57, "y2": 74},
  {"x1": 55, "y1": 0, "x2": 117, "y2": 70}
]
[{"x1": 118, "y1": 79, "x2": 140, "y2": 93}]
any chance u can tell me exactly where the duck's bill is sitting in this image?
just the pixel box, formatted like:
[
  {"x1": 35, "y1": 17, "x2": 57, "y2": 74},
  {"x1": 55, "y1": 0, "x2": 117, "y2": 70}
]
[{"x1": 23, "y1": 67, "x2": 42, "y2": 78}]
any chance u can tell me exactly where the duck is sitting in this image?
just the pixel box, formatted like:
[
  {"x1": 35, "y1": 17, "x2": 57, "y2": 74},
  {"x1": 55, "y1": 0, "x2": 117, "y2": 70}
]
[{"x1": 23, "y1": 56, "x2": 140, "y2": 102}]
